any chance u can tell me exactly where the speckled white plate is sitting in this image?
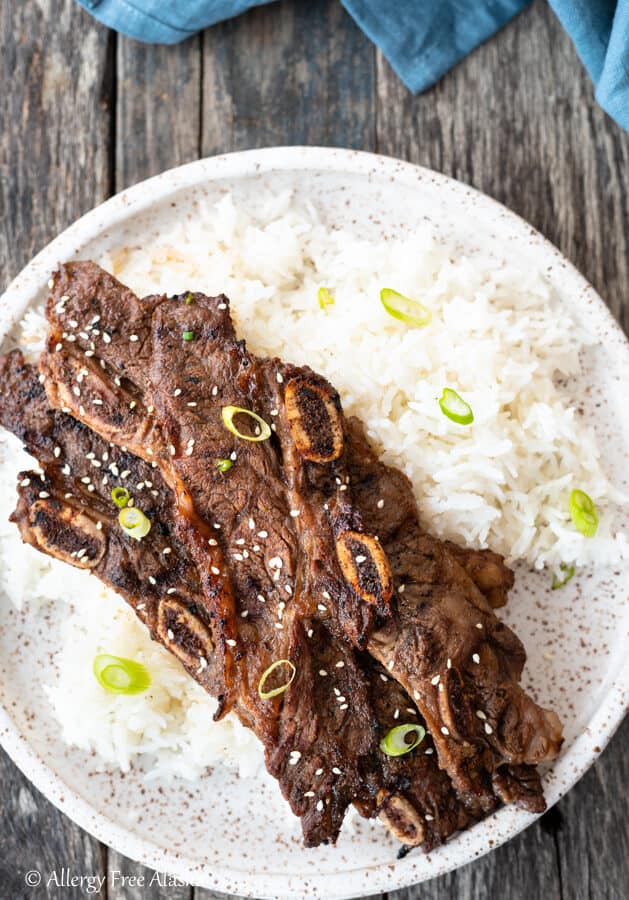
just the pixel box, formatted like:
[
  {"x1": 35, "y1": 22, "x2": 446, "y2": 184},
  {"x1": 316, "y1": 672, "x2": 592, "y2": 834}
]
[{"x1": 0, "y1": 148, "x2": 627, "y2": 900}]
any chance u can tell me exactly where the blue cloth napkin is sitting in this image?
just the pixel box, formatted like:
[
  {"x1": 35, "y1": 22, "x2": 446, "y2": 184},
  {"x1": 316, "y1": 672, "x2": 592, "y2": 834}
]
[{"x1": 76, "y1": 0, "x2": 629, "y2": 132}]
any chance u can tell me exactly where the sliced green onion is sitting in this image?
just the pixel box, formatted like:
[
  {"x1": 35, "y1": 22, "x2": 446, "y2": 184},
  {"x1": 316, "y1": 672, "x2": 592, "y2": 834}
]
[
  {"x1": 318, "y1": 286, "x2": 335, "y2": 310},
  {"x1": 93, "y1": 653, "x2": 151, "y2": 695},
  {"x1": 380, "y1": 288, "x2": 431, "y2": 328},
  {"x1": 185, "y1": 293, "x2": 194, "y2": 305},
  {"x1": 182, "y1": 330, "x2": 195, "y2": 341},
  {"x1": 258, "y1": 659, "x2": 296, "y2": 699},
  {"x1": 118, "y1": 506, "x2": 152, "y2": 540},
  {"x1": 439, "y1": 388, "x2": 474, "y2": 425},
  {"x1": 221, "y1": 405, "x2": 272, "y2": 442},
  {"x1": 552, "y1": 563, "x2": 575, "y2": 590},
  {"x1": 216, "y1": 458, "x2": 233, "y2": 474},
  {"x1": 569, "y1": 489, "x2": 598, "y2": 538},
  {"x1": 111, "y1": 486, "x2": 131, "y2": 508},
  {"x1": 380, "y1": 723, "x2": 426, "y2": 757}
]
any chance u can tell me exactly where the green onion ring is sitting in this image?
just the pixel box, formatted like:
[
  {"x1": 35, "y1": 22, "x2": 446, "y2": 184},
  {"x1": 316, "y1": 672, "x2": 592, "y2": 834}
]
[
  {"x1": 216, "y1": 458, "x2": 233, "y2": 474},
  {"x1": 318, "y1": 286, "x2": 335, "y2": 310},
  {"x1": 380, "y1": 288, "x2": 432, "y2": 328},
  {"x1": 379, "y1": 723, "x2": 426, "y2": 757},
  {"x1": 111, "y1": 486, "x2": 131, "y2": 508},
  {"x1": 118, "y1": 506, "x2": 152, "y2": 540},
  {"x1": 221, "y1": 405, "x2": 272, "y2": 442},
  {"x1": 258, "y1": 659, "x2": 296, "y2": 699},
  {"x1": 182, "y1": 330, "x2": 195, "y2": 341},
  {"x1": 438, "y1": 388, "x2": 474, "y2": 425},
  {"x1": 552, "y1": 563, "x2": 576, "y2": 590},
  {"x1": 569, "y1": 489, "x2": 598, "y2": 538},
  {"x1": 185, "y1": 293, "x2": 194, "y2": 305},
  {"x1": 93, "y1": 654, "x2": 151, "y2": 695}
]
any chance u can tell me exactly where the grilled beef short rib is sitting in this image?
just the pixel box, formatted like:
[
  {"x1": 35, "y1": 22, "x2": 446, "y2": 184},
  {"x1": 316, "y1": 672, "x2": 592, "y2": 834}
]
[{"x1": 4, "y1": 260, "x2": 561, "y2": 844}]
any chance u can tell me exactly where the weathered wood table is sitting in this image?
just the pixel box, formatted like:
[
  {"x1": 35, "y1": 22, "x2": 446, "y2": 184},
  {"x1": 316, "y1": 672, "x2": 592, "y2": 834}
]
[{"x1": 1, "y1": 0, "x2": 627, "y2": 897}]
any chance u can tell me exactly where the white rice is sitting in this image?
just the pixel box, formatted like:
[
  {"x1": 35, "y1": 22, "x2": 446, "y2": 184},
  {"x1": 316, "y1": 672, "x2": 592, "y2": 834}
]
[{"x1": 0, "y1": 191, "x2": 626, "y2": 779}]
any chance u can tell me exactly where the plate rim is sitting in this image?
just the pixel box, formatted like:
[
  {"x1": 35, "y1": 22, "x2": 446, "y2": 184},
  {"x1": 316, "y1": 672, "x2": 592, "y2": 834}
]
[{"x1": 0, "y1": 146, "x2": 627, "y2": 899}]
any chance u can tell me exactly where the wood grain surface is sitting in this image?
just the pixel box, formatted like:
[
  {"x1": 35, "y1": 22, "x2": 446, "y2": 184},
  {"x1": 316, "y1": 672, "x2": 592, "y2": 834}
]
[{"x1": 0, "y1": 0, "x2": 627, "y2": 898}]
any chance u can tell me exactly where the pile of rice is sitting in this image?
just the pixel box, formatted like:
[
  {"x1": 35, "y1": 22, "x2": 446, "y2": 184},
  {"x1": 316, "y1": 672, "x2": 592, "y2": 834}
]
[{"x1": 0, "y1": 191, "x2": 625, "y2": 780}]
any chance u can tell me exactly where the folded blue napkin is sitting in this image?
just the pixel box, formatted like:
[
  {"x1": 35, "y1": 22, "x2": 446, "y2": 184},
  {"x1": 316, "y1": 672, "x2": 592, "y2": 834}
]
[{"x1": 77, "y1": 0, "x2": 629, "y2": 132}]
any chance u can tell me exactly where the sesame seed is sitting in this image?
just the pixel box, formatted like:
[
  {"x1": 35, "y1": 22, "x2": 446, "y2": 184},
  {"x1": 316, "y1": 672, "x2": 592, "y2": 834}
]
[
  {"x1": 173, "y1": 388, "x2": 182, "y2": 397},
  {"x1": 129, "y1": 401, "x2": 137, "y2": 410},
  {"x1": 248, "y1": 517, "x2": 255, "y2": 529},
  {"x1": 90, "y1": 459, "x2": 101, "y2": 468},
  {"x1": 285, "y1": 584, "x2": 292, "y2": 595},
  {"x1": 257, "y1": 594, "x2": 265, "y2": 603},
  {"x1": 129, "y1": 334, "x2": 139, "y2": 342},
  {"x1": 187, "y1": 402, "x2": 197, "y2": 407},
  {"x1": 476, "y1": 622, "x2": 483, "y2": 629},
  {"x1": 307, "y1": 629, "x2": 314, "y2": 638},
  {"x1": 235, "y1": 538, "x2": 245, "y2": 546},
  {"x1": 322, "y1": 590, "x2": 330, "y2": 600},
  {"x1": 319, "y1": 670, "x2": 328, "y2": 676},
  {"x1": 93, "y1": 398, "x2": 103, "y2": 405},
  {"x1": 425, "y1": 747, "x2": 434, "y2": 755},
  {"x1": 72, "y1": 386, "x2": 81, "y2": 397},
  {"x1": 406, "y1": 708, "x2": 417, "y2": 715},
  {"x1": 226, "y1": 639, "x2": 237, "y2": 647},
  {"x1": 377, "y1": 499, "x2": 384, "y2": 509},
  {"x1": 162, "y1": 547, "x2": 172, "y2": 555},
  {"x1": 20, "y1": 478, "x2": 31, "y2": 487},
  {"x1": 317, "y1": 604, "x2": 327, "y2": 612},
  {"x1": 446, "y1": 658, "x2": 452, "y2": 669},
  {"x1": 167, "y1": 629, "x2": 174, "y2": 640},
  {"x1": 475, "y1": 710, "x2": 487, "y2": 720},
  {"x1": 339, "y1": 484, "x2": 347, "y2": 491},
  {"x1": 276, "y1": 372, "x2": 283, "y2": 383},
  {"x1": 441, "y1": 726, "x2": 450, "y2": 735},
  {"x1": 62, "y1": 465, "x2": 71, "y2": 476},
  {"x1": 379, "y1": 674, "x2": 388, "y2": 682},
  {"x1": 169, "y1": 445, "x2": 176, "y2": 456},
  {"x1": 148, "y1": 576, "x2": 156, "y2": 585},
  {"x1": 269, "y1": 556, "x2": 282, "y2": 569},
  {"x1": 48, "y1": 279, "x2": 54, "y2": 289},
  {"x1": 103, "y1": 333, "x2": 111, "y2": 344},
  {"x1": 81, "y1": 476, "x2": 91, "y2": 484},
  {"x1": 166, "y1": 588, "x2": 176, "y2": 595},
  {"x1": 431, "y1": 674, "x2": 440, "y2": 685},
  {"x1": 270, "y1": 409, "x2": 278, "y2": 417},
  {"x1": 472, "y1": 653, "x2": 480, "y2": 664},
  {"x1": 333, "y1": 688, "x2": 341, "y2": 697},
  {"x1": 425, "y1": 814, "x2": 434, "y2": 821},
  {"x1": 304, "y1": 791, "x2": 315, "y2": 798},
  {"x1": 398, "y1": 584, "x2": 406, "y2": 594},
  {"x1": 387, "y1": 659, "x2": 394, "y2": 671},
  {"x1": 218, "y1": 302, "x2": 227, "y2": 310},
  {"x1": 275, "y1": 622, "x2": 283, "y2": 630},
  {"x1": 332, "y1": 767, "x2": 341, "y2": 775},
  {"x1": 241, "y1": 610, "x2": 249, "y2": 618},
  {"x1": 55, "y1": 343, "x2": 63, "y2": 352},
  {"x1": 120, "y1": 469, "x2": 130, "y2": 479},
  {"x1": 393, "y1": 708, "x2": 400, "y2": 719},
  {"x1": 76, "y1": 548, "x2": 86, "y2": 559},
  {"x1": 211, "y1": 566, "x2": 220, "y2": 575},
  {"x1": 484, "y1": 722, "x2": 493, "y2": 735},
  {"x1": 289, "y1": 750, "x2": 301, "y2": 760},
  {"x1": 87, "y1": 484, "x2": 95, "y2": 492},
  {"x1": 316, "y1": 800, "x2": 324, "y2": 812},
  {"x1": 315, "y1": 768, "x2": 324, "y2": 776},
  {"x1": 137, "y1": 603, "x2": 146, "y2": 610},
  {"x1": 335, "y1": 661, "x2": 345, "y2": 668},
  {"x1": 38, "y1": 491, "x2": 50, "y2": 499},
  {"x1": 212, "y1": 386, "x2": 218, "y2": 396},
  {"x1": 53, "y1": 446, "x2": 61, "y2": 458},
  {"x1": 355, "y1": 554, "x2": 366, "y2": 563},
  {"x1": 339, "y1": 704, "x2": 348, "y2": 710},
  {"x1": 290, "y1": 509, "x2": 300, "y2": 517},
  {"x1": 257, "y1": 530, "x2": 268, "y2": 539}
]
